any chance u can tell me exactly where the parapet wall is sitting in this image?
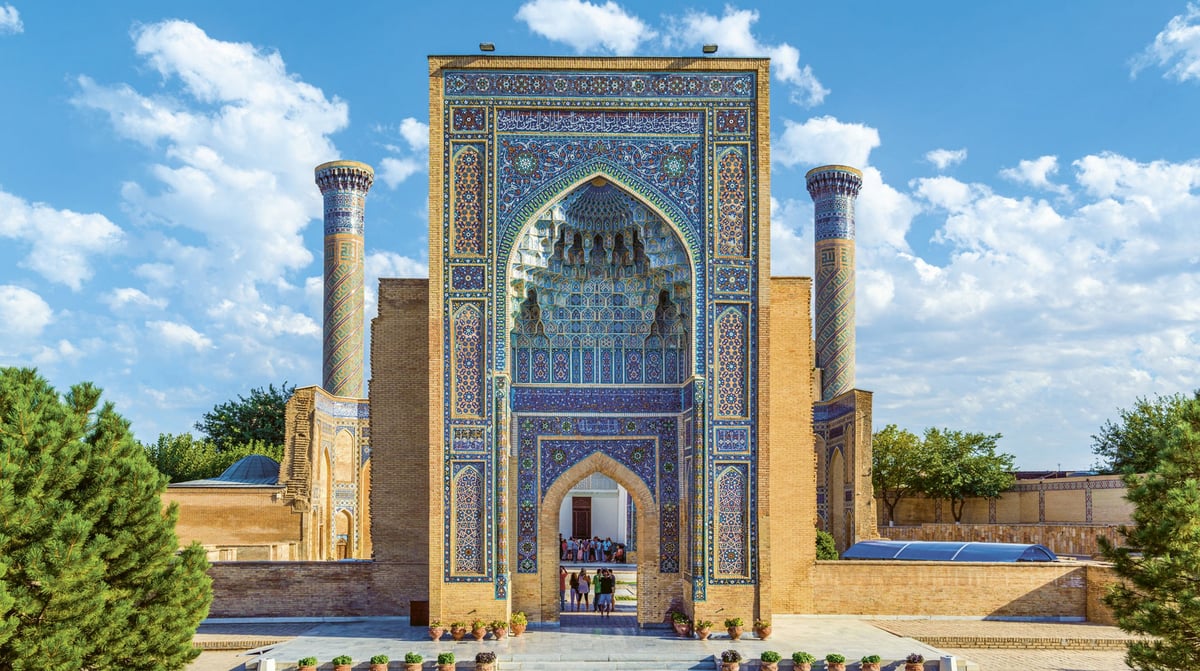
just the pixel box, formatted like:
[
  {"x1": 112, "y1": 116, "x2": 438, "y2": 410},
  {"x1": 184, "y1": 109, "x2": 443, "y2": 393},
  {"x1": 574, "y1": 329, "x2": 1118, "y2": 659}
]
[
  {"x1": 811, "y1": 561, "x2": 1096, "y2": 619},
  {"x1": 879, "y1": 523, "x2": 1123, "y2": 558},
  {"x1": 879, "y1": 474, "x2": 1132, "y2": 526},
  {"x1": 207, "y1": 561, "x2": 411, "y2": 618}
]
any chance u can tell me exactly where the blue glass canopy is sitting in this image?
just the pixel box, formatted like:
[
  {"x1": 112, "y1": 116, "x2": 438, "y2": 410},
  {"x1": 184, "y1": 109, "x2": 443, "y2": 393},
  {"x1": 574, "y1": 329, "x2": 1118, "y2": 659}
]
[{"x1": 842, "y1": 540, "x2": 1058, "y2": 562}]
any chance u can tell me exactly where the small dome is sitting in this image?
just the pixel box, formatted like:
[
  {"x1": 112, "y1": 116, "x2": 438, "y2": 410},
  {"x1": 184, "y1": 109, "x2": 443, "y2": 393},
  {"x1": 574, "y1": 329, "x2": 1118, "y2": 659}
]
[{"x1": 215, "y1": 454, "x2": 281, "y2": 485}]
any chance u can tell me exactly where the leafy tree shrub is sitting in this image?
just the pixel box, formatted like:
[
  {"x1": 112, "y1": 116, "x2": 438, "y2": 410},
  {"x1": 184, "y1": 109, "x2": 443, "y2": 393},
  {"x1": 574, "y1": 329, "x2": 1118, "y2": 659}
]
[
  {"x1": 195, "y1": 382, "x2": 295, "y2": 450},
  {"x1": 141, "y1": 433, "x2": 282, "y2": 483},
  {"x1": 816, "y1": 529, "x2": 838, "y2": 559},
  {"x1": 0, "y1": 368, "x2": 212, "y2": 669},
  {"x1": 1092, "y1": 390, "x2": 1199, "y2": 474}
]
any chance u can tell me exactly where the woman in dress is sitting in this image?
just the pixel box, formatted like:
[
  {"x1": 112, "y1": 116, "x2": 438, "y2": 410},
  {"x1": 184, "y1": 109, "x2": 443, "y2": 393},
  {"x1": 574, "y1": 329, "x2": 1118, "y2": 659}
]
[{"x1": 576, "y1": 569, "x2": 590, "y2": 611}]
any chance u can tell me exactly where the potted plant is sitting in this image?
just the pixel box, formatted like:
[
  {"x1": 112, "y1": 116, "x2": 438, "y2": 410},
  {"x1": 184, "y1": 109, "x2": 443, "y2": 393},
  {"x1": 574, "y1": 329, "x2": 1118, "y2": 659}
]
[
  {"x1": 474, "y1": 651, "x2": 496, "y2": 671},
  {"x1": 437, "y1": 651, "x2": 455, "y2": 671},
  {"x1": 791, "y1": 651, "x2": 816, "y2": 671},
  {"x1": 332, "y1": 655, "x2": 353, "y2": 671},
  {"x1": 753, "y1": 618, "x2": 772, "y2": 640},
  {"x1": 471, "y1": 618, "x2": 488, "y2": 641},
  {"x1": 371, "y1": 654, "x2": 390, "y2": 671},
  {"x1": 719, "y1": 649, "x2": 742, "y2": 671},
  {"x1": 904, "y1": 653, "x2": 925, "y2": 671},
  {"x1": 298, "y1": 657, "x2": 318, "y2": 671},
  {"x1": 671, "y1": 611, "x2": 691, "y2": 637},
  {"x1": 824, "y1": 653, "x2": 846, "y2": 671},
  {"x1": 759, "y1": 650, "x2": 781, "y2": 671},
  {"x1": 490, "y1": 619, "x2": 508, "y2": 639},
  {"x1": 450, "y1": 621, "x2": 468, "y2": 641},
  {"x1": 724, "y1": 617, "x2": 745, "y2": 640},
  {"x1": 509, "y1": 611, "x2": 528, "y2": 636},
  {"x1": 860, "y1": 654, "x2": 882, "y2": 671},
  {"x1": 694, "y1": 619, "x2": 714, "y2": 640},
  {"x1": 403, "y1": 652, "x2": 422, "y2": 671},
  {"x1": 429, "y1": 619, "x2": 446, "y2": 641}
]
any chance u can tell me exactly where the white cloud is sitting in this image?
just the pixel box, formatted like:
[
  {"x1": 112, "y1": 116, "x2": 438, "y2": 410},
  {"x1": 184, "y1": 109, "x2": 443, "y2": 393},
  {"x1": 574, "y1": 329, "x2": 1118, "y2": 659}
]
[
  {"x1": 1132, "y1": 3, "x2": 1200, "y2": 82},
  {"x1": 379, "y1": 157, "x2": 422, "y2": 189},
  {"x1": 104, "y1": 287, "x2": 168, "y2": 311},
  {"x1": 667, "y1": 7, "x2": 827, "y2": 106},
  {"x1": 33, "y1": 339, "x2": 83, "y2": 365},
  {"x1": 773, "y1": 116, "x2": 879, "y2": 169},
  {"x1": 0, "y1": 190, "x2": 124, "y2": 290},
  {"x1": 516, "y1": 0, "x2": 655, "y2": 54},
  {"x1": 0, "y1": 285, "x2": 52, "y2": 341},
  {"x1": 999, "y1": 155, "x2": 1069, "y2": 195},
  {"x1": 399, "y1": 118, "x2": 429, "y2": 152},
  {"x1": 925, "y1": 148, "x2": 967, "y2": 171},
  {"x1": 0, "y1": 4, "x2": 21, "y2": 34},
  {"x1": 146, "y1": 320, "x2": 213, "y2": 351}
]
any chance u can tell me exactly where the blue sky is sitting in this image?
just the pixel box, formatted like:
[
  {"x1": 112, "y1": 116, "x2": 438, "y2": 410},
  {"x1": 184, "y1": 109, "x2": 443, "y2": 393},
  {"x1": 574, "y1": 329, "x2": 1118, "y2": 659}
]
[{"x1": 1, "y1": 0, "x2": 1198, "y2": 470}]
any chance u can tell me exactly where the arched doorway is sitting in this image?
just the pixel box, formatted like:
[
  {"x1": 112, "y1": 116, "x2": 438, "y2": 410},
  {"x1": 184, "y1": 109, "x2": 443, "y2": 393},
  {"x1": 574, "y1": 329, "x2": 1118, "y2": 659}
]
[{"x1": 539, "y1": 453, "x2": 659, "y2": 625}]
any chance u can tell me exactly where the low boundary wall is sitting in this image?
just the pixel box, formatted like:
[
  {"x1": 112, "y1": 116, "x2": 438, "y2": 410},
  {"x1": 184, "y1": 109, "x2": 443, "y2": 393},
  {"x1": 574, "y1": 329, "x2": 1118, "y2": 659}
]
[
  {"x1": 207, "y1": 561, "x2": 413, "y2": 618},
  {"x1": 878, "y1": 523, "x2": 1123, "y2": 558},
  {"x1": 812, "y1": 560, "x2": 1119, "y2": 622}
]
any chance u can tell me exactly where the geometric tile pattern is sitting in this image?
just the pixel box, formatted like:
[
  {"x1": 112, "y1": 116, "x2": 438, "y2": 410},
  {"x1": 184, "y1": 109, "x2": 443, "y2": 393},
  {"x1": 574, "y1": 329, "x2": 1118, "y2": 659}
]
[
  {"x1": 453, "y1": 146, "x2": 485, "y2": 256},
  {"x1": 716, "y1": 464, "x2": 748, "y2": 576},
  {"x1": 452, "y1": 303, "x2": 484, "y2": 417},
  {"x1": 716, "y1": 147, "x2": 748, "y2": 257},
  {"x1": 453, "y1": 464, "x2": 486, "y2": 574},
  {"x1": 716, "y1": 305, "x2": 748, "y2": 418}
]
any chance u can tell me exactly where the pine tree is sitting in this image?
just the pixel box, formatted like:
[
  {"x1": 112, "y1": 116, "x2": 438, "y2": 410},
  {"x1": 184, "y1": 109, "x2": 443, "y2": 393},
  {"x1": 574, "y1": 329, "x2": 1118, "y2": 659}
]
[
  {"x1": 1101, "y1": 395, "x2": 1200, "y2": 669},
  {"x1": 0, "y1": 368, "x2": 212, "y2": 670}
]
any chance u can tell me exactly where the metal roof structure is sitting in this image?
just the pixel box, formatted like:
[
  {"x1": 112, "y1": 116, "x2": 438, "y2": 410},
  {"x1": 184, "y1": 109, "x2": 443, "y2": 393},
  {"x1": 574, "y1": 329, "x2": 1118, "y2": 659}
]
[
  {"x1": 169, "y1": 454, "x2": 281, "y2": 488},
  {"x1": 842, "y1": 540, "x2": 1058, "y2": 562}
]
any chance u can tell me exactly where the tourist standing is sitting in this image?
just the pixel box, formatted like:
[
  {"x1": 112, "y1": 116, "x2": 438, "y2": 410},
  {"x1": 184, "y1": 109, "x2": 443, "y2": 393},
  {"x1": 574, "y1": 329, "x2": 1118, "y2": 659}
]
[
  {"x1": 576, "y1": 569, "x2": 590, "y2": 611},
  {"x1": 593, "y1": 566, "x2": 601, "y2": 611},
  {"x1": 569, "y1": 571, "x2": 580, "y2": 610},
  {"x1": 567, "y1": 537, "x2": 578, "y2": 561},
  {"x1": 559, "y1": 566, "x2": 568, "y2": 610},
  {"x1": 599, "y1": 569, "x2": 615, "y2": 616}
]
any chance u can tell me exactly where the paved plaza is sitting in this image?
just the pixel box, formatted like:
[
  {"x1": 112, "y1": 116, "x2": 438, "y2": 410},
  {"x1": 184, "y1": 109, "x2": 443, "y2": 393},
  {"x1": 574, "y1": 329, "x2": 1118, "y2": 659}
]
[{"x1": 187, "y1": 614, "x2": 1140, "y2": 671}]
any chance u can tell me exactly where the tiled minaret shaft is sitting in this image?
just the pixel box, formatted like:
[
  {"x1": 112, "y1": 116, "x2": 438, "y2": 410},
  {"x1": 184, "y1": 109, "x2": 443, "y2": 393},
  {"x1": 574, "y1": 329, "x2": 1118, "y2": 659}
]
[
  {"x1": 315, "y1": 160, "x2": 374, "y2": 398},
  {"x1": 806, "y1": 165, "x2": 863, "y2": 401}
]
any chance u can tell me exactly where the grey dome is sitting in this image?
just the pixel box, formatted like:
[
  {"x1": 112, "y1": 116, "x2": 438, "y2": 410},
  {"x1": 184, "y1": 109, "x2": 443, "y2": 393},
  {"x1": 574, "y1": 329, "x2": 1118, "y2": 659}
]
[{"x1": 215, "y1": 454, "x2": 280, "y2": 485}]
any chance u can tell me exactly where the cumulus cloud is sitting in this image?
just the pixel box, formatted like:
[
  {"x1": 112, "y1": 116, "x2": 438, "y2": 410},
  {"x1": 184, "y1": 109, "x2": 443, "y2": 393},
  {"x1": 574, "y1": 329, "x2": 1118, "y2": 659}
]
[
  {"x1": 0, "y1": 285, "x2": 52, "y2": 341},
  {"x1": 146, "y1": 320, "x2": 213, "y2": 351},
  {"x1": 1132, "y1": 3, "x2": 1200, "y2": 82},
  {"x1": 925, "y1": 148, "x2": 967, "y2": 170},
  {"x1": 516, "y1": 0, "x2": 655, "y2": 54},
  {"x1": 666, "y1": 7, "x2": 827, "y2": 106},
  {"x1": 0, "y1": 4, "x2": 21, "y2": 34},
  {"x1": 104, "y1": 287, "x2": 168, "y2": 311},
  {"x1": 0, "y1": 190, "x2": 124, "y2": 290},
  {"x1": 379, "y1": 157, "x2": 422, "y2": 189},
  {"x1": 399, "y1": 118, "x2": 429, "y2": 152},
  {"x1": 999, "y1": 155, "x2": 1070, "y2": 195},
  {"x1": 773, "y1": 116, "x2": 879, "y2": 169},
  {"x1": 377, "y1": 117, "x2": 428, "y2": 188}
]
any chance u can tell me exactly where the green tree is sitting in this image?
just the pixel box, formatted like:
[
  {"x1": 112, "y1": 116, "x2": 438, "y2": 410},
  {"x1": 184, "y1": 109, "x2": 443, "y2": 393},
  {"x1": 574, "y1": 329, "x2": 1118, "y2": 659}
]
[
  {"x1": 815, "y1": 529, "x2": 839, "y2": 560},
  {"x1": 871, "y1": 424, "x2": 926, "y2": 524},
  {"x1": 194, "y1": 382, "x2": 295, "y2": 450},
  {"x1": 920, "y1": 428, "x2": 1015, "y2": 522},
  {"x1": 1092, "y1": 391, "x2": 1199, "y2": 474},
  {"x1": 0, "y1": 368, "x2": 211, "y2": 669},
  {"x1": 1100, "y1": 396, "x2": 1200, "y2": 669},
  {"x1": 142, "y1": 434, "x2": 283, "y2": 483}
]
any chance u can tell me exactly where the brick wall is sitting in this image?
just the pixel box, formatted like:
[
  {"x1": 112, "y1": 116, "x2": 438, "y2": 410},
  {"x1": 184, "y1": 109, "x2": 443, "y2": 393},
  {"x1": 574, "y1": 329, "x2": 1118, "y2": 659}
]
[
  {"x1": 165, "y1": 487, "x2": 300, "y2": 549},
  {"x1": 766, "y1": 278, "x2": 816, "y2": 615},
  {"x1": 880, "y1": 474, "x2": 1132, "y2": 526},
  {"x1": 878, "y1": 523, "x2": 1123, "y2": 558},
  {"x1": 368, "y1": 278, "x2": 431, "y2": 613},
  {"x1": 811, "y1": 561, "x2": 1090, "y2": 619},
  {"x1": 207, "y1": 561, "x2": 410, "y2": 617}
]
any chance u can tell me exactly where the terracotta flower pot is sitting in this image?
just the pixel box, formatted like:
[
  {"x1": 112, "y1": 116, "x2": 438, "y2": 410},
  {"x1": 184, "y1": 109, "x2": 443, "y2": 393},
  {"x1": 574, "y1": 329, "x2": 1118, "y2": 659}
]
[
  {"x1": 794, "y1": 664, "x2": 811, "y2": 671},
  {"x1": 861, "y1": 664, "x2": 881, "y2": 671},
  {"x1": 673, "y1": 621, "x2": 690, "y2": 637},
  {"x1": 761, "y1": 662, "x2": 778, "y2": 671},
  {"x1": 492, "y1": 626, "x2": 508, "y2": 640},
  {"x1": 373, "y1": 664, "x2": 390, "y2": 671},
  {"x1": 827, "y1": 663, "x2": 845, "y2": 671},
  {"x1": 335, "y1": 665, "x2": 352, "y2": 671},
  {"x1": 475, "y1": 663, "x2": 495, "y2": 671},
  {"x1": 695, "y1": 627, "x2": 711, "y2": 640},
  {"x1": 720, "y1": 662, "x2": 739, "y2": 671},
  {"x1": 429, "y1": 625, "x2": 445, "y2": 640},
  {"x1": 510, "y1": 623, "x2": 526, "y2": 636},
  {"x1": 299, "y1": 666, "x2": 317, "y2": 671},
  {"x1": 471, "y1": 627, "x2": 487, "y2": 641},
  {"x1": 754, "y1": 625, "x2": 771, "y2": 640},
  {"x1": 727, "y1": 625, "x2": 743, "y2": 640},
  {"x1": 451, "y1": 627, "x2": 467, "y2": 641},
  {"x1": 438, "y1": 664, "x2": 455, "y2": 671},
  {"x1": 404, "y1": 663, "x2": 421, "y2": 671},
  {"x1": 904, "y1": 664, "x2": 923, "y2": 671}
]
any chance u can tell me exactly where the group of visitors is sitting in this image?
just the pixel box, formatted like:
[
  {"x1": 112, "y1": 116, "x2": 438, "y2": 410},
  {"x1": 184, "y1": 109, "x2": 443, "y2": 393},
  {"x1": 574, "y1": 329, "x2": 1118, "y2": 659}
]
[
  {"x1": 559, "y1": 566, "x2": 618, "y2": 617},
  {"x1": 559, "y1": 534, "x2": 626, "y2": 563}
]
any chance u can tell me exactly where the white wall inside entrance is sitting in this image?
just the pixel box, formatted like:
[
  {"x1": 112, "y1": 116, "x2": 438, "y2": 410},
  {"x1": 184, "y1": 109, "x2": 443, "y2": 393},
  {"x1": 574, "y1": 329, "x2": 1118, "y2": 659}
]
[{"x1": 558, "y1": 473, "x2": 629, "y2": 544}]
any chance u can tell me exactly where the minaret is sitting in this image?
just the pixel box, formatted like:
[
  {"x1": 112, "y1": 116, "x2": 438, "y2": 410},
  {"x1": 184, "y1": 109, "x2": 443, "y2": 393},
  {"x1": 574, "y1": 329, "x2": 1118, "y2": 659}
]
[
  {"x1": 314, "y1": 160, "x2": 375, "y2": 398},
  {"x1": 806, "y1": 165, "x2": 863, "y2": 401}
]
